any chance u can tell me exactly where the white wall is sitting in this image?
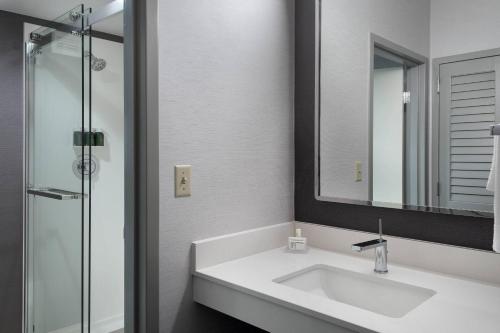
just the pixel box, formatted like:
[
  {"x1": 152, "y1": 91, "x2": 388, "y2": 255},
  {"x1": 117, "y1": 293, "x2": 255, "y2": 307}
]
[
  {"x1": 157, "y1": 0, "x2": 295, "y2": 331},
  {"x1": 373, "y1": 67, "x2": 404, "y2": 204},
  {"x1": 430, "y1": 0, "x2": 500, "y2": 59},
  {"x1": 319, "y1": 0, "x2": 430, "y2": 201}
]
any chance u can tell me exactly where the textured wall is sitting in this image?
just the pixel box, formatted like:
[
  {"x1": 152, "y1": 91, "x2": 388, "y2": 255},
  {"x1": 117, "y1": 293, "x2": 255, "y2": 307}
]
[
  {"x1": 319, "y1": 0, "x2": 430, "y2": 200},
  {"x1": 431, "y1": 0, "x2": 500, "y2": 59},
  {"x1": 158, "y1": 0, "x2": 295, "y2": 332},
  {"x1": 0, "y1": 11, "x2": 23, "y2": 333}
]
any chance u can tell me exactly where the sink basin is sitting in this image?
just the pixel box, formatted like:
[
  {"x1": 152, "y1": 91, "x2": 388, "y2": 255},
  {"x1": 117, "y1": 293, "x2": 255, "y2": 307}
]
[{"x1": 274, "y1": 264, "x2": 436, "y2": 318}]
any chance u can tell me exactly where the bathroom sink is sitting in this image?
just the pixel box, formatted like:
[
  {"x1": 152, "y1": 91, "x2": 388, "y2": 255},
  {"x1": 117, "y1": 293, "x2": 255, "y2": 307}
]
[{"x1": 274, "y1": 264, "x2": 436, "y2": 318}]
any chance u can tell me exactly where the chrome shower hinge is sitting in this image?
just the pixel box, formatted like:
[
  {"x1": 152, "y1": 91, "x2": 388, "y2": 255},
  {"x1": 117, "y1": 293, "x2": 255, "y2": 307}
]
[{"x1": 69, "y1": 11, "x2": 92, "y2": 35}]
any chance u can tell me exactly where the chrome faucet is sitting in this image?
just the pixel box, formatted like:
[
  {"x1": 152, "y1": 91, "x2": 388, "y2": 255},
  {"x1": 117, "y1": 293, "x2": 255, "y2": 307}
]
[{"x1": 351, "y1": 218, "x2": 388, "y2": 274}]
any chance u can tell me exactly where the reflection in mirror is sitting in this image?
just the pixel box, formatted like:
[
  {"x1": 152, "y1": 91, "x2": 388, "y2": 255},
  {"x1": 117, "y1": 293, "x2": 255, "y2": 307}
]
[
  {"x1": 372, "y1": 45, "x2": 426, "y2": 207},
  {"x1": 316, "y1": 0, "x2": 500, "y2": 216}
]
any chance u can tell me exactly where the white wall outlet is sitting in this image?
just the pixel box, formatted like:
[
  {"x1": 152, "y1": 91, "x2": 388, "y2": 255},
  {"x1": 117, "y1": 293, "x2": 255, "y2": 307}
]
[
  {"x1": 175, "y1": 165, "x2": 192, "y2": 197},
  {"x1": 355, "y1": 161, "x2": 362, "y2": 182}
]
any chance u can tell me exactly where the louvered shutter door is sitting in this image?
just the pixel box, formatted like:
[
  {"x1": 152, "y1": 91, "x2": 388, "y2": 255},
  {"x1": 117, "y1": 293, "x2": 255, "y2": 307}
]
[{"x1": 439, "y1": 57, "x2": 500, "y2": 212}]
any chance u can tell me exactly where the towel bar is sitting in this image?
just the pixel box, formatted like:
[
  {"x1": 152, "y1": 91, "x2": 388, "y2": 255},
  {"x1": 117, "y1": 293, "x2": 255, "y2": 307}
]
[{"x1": 27, "y1": 187, "x2": 87, "y2": 200}]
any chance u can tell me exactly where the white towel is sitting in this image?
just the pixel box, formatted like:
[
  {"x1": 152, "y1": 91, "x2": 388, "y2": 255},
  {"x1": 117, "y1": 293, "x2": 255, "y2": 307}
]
[{"x1": 486, "y1": 136, "x2": 500, "y2": 252}]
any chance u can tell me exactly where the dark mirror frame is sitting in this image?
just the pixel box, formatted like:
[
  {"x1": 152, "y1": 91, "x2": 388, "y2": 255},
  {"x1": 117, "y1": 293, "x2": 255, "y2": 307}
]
[{"x1": 295, "y1": 0, "x2": 495, "y2": 251}]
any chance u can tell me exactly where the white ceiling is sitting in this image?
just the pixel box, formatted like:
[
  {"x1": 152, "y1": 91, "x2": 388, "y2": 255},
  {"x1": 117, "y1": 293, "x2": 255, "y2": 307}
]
[{"x1": 0, "y1": 0, "x2": 123, "y2": 35}]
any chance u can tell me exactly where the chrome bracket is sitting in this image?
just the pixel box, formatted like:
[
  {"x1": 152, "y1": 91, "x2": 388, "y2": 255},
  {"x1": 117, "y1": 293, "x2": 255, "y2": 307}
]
[
  {"x1": 29, "y1": 32, "x2": 42, "y2": 43},
  {"x1": 71, "y1": 29, "x2": 90, "y2": 37},
  {"x1": 69, "y1": 11, "x2": 82, "y2": 22}
]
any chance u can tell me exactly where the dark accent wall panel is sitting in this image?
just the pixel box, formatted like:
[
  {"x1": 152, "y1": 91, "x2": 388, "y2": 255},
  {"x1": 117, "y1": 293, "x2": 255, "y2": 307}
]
[
  {"x1": 0, "y1": 11, "x2": 24, "y2": 333},
  {"x1": 294, "y1": 0, "x2": 494, "y2": 251}
]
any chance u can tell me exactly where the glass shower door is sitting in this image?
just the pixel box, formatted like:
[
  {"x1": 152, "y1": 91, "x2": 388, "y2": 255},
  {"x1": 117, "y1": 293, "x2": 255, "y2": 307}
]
[{"x1": 25, "y1": 6, "x2": 91, "y2": 333}]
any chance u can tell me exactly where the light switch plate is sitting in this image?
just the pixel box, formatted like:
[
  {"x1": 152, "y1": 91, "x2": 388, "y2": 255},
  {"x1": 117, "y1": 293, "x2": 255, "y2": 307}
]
[{"x1": 175, "y1": 165, "x2": 192, "y2": 197}]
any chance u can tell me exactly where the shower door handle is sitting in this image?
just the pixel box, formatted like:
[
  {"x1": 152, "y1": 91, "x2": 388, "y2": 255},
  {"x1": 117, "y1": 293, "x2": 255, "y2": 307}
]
[{"x1": 27, "y1": 187, "x2": 87, "y2": 200}]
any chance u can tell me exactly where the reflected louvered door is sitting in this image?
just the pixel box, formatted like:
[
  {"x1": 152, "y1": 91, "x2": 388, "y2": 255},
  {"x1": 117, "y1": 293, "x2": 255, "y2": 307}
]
[{"x1": 439, "y1": 56, "x2": 500, "y2": 212}]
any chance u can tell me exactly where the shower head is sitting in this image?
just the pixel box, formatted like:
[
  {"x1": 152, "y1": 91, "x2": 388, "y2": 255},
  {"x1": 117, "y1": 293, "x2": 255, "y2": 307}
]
[{"x1": 85, "y1": 52, "x2": 107, "y2": 71}]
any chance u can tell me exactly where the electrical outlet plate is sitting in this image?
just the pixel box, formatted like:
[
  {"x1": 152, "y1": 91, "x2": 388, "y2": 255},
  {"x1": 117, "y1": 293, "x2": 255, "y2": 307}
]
[{"x1": 175, "y1": 165, "x2": 192, "y2": 197}]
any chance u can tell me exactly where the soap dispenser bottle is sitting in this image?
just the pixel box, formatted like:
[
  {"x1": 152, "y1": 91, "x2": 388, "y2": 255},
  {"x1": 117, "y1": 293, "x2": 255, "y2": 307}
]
[{"x1": 288, "y1": 228, "x2": 307, "y2": 252}]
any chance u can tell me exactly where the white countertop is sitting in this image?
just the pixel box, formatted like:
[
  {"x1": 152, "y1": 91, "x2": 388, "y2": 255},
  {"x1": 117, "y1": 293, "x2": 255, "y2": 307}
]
[{"x1": 194, "y1": 246, "x2": 500, "y2": 333}]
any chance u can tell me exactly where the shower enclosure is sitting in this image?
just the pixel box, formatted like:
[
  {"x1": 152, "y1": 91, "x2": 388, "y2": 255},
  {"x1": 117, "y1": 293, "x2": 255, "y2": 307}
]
[{"x1": 24, "y1": 3, "x2": 124, "y2": 333}]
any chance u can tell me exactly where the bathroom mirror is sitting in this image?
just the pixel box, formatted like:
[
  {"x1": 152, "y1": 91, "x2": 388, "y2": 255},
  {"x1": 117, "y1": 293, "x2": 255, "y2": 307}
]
[{"x1": 316, "y1": 0, "x2": 500, "y2": 216}]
